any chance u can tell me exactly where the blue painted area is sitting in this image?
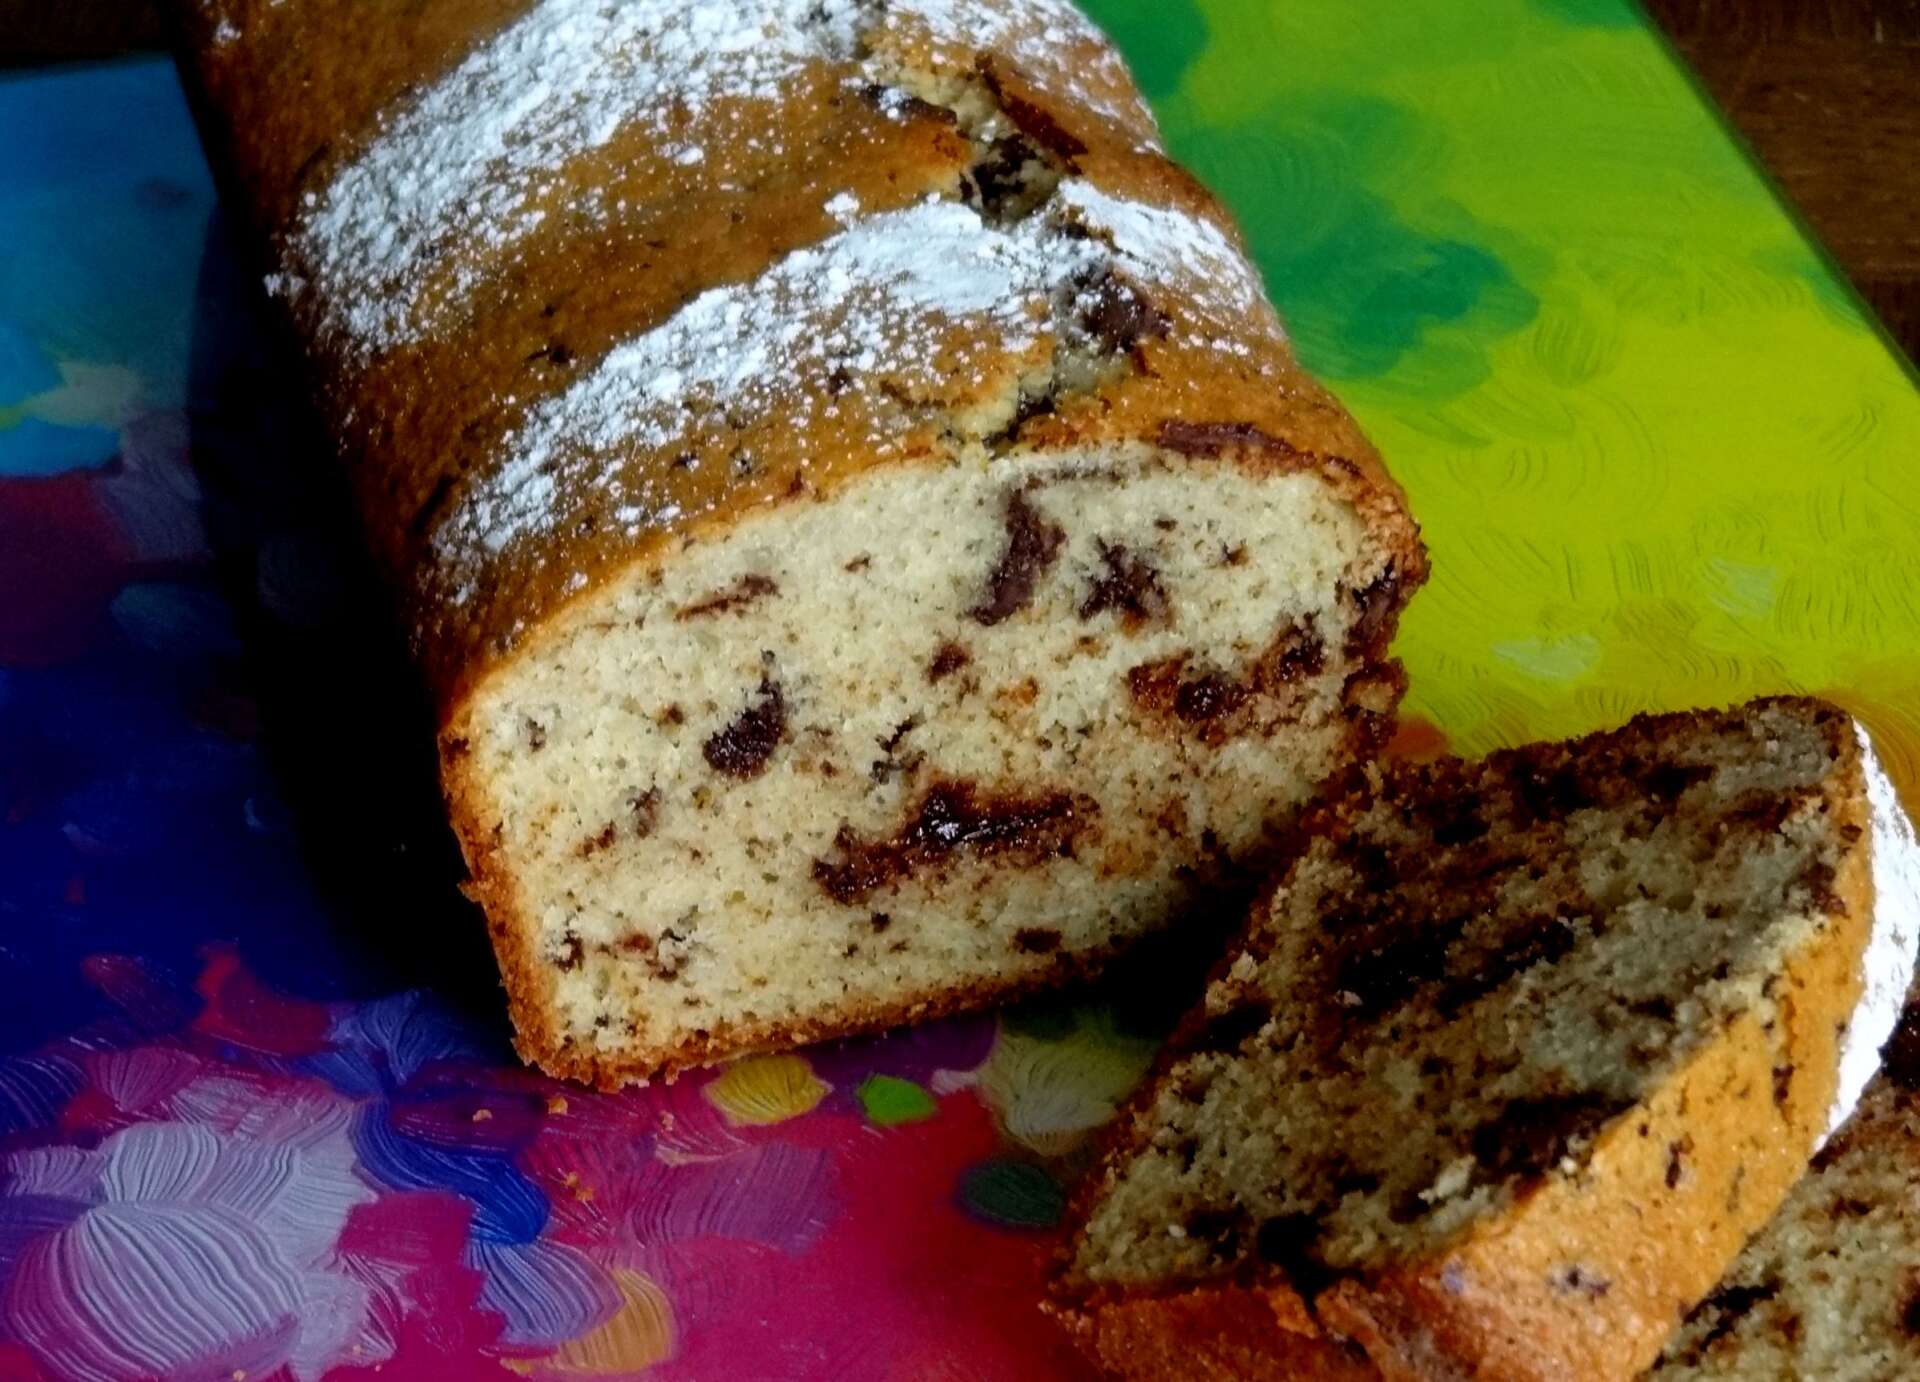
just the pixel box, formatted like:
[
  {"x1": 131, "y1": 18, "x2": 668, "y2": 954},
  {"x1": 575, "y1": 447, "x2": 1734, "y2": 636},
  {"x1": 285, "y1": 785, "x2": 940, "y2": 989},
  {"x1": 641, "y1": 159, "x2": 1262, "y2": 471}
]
[
  {"x1": 0, "y1": 643, "x2": 446, "y2": 1054},
  {"x1": 467, "y1": 1240, "x2": 620, "y2": 1347},
  {"x1": 352, "y1": 1105, "x2": 550, "y2": 1245},
  {"x1": 0, "y1": 60, "x2": 215, "y2": 417},
  {"x1": 0, "y1": 1193, "x2": 90, "y2": 1282},
  {"x1": 305, "y1": 991, "x2": 490, "y2": 1097},
  {"x1": 0, "y1": 58, "x2": 521, "y2": 1057},
  {"x1": 0, "y1": 1055, "x2": 82, "y2": 1137},
  {"x1": 0, "y1": 321, "x2": 57, "y2": 398},
  {"x1": 0, "y1": 61, "x2": 205, "y2": 191},
  {"x1": 0, "y1": 416, "x2": 120, "y2": 477}
]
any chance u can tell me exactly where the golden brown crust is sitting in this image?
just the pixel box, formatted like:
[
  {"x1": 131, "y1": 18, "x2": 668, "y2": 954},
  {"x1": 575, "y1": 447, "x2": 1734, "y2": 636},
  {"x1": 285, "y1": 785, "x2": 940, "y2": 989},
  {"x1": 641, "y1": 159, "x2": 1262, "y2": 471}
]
[
  {"x1": 172, "y1": 0, "x2": 538, "y2": 229},
  {"x1": 438, "y1": 734, "x2": 564, "y2": 1075},
  {"x1": 168, "y1": 0, "x2": 1422, "y2": 723},
  {"x1": 1649, "y1": 995, "x2": 1920, "y2": 1375},
  {"x1": 872, "y1": 3, "x2": 1162, "y2": 159},
  {"x1": 1046, "y1": 1280, "x2": 1376, "y2": 1382},
  {"x1": 1050, "y1": 699, "x2": 1873, "y2": 1381},
  {"x1": 402, "y1": 150, "x2": 1421, "y2": 718},
  {"x1": 339, "y1": 90, "x2": 974, "y2": 590}
]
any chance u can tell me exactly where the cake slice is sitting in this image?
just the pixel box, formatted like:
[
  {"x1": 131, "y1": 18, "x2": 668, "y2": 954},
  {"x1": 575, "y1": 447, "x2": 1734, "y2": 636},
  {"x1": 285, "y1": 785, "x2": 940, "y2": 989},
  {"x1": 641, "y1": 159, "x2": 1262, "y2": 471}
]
[
  {"x1": 169, "y1": 0, "x2": 1424, "y2": 1087},
  {"x1": 1650, "y1": 740, "x2": 1920, "y2": 1381},
  {"x1": 1052, "y1": 697, "x2": 1908, "y2": 1381},
  {"x1": 1650, "y1": 1000, "x2": 1920, "y2": 1380}
]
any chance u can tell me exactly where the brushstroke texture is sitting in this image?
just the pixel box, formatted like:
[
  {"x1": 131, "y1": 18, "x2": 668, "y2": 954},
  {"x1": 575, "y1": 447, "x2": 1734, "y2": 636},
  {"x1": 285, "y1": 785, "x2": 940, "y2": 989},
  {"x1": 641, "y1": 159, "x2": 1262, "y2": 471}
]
[{"x1": 3, "y1": 1, "x2": 1919, "y2": 1373}]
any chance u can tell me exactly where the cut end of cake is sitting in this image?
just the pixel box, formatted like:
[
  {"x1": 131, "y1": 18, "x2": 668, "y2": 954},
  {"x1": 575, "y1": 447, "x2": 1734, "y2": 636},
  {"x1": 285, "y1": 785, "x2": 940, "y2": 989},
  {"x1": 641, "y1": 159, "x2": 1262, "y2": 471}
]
[
  {"x1": 444, "y1": 438, "x2": 1417, "y2": 1086},
  {"x1": 1055, "y1": 696, "x2": 1885, "y2": 1381},
  {"x1": 227, "y1": 0, "x2": 1430, "y2": 1090}
]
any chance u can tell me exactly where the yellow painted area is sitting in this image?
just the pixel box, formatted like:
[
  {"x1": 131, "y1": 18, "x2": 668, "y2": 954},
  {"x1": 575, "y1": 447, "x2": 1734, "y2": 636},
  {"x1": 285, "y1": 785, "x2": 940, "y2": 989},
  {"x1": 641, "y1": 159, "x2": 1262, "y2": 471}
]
[
  {"x1": 1082, "y1": 0, "x2": 1920, "y2": 795},
  {"x1": 703, "y1": 1053, "x2": 830, "y2": 1127}
]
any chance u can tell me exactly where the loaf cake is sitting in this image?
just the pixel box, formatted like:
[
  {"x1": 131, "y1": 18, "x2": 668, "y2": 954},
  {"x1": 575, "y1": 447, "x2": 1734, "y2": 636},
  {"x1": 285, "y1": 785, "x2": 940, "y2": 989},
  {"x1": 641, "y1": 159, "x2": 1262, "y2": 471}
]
[
  {"x1": 165, "y1": 0, "x2": 1425, "y2": 1084},
  {"x1": 1052, "y1": 698, "x2": 1915, "y2": 1381},
  {"x1": 1651, "y1": 743, "x2": 1920, "y2": 1381}
]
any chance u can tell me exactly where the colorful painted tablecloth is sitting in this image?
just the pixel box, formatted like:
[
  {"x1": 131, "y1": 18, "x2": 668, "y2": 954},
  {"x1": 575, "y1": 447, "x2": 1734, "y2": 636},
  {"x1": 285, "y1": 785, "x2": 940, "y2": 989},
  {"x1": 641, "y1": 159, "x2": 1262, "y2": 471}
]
[{"x1": 2, "y1": 1, "x2": 1917, "y2": 1378}]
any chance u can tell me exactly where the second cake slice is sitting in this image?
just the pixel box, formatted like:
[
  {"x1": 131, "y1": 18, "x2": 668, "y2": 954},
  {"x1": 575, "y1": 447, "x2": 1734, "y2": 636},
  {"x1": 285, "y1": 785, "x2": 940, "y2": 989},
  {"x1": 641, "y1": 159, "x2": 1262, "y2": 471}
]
[{"x1": 1052, "y1": 697, "x2": 1903, "y2": 1380}]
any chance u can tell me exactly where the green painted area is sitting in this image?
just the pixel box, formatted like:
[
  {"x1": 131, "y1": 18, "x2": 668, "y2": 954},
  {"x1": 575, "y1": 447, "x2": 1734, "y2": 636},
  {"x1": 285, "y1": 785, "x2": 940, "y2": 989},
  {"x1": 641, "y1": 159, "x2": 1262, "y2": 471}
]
[
  {"x1": 1000, "y1": 1001, "x2": 1080, "y2": 1042},
  {"x1": 1084, "y1": 0, "x2": 1208, "y2": 98},
  {"x1": 1530, "y1": 0, "x2": 1642, "y2": 28},
  {"x1": 858, "y1": 1074, "x2": 939, "y2": 1126},
  {"x1": 1078, "y1": 0, "x2": 1920, "y2": 764},
  {"x1": 957, "y1": 1160, "x2": 1065, "y2": 1230},
  {"x1": 1172, "y1": 94, "x2": 1539, "y2": 393}
]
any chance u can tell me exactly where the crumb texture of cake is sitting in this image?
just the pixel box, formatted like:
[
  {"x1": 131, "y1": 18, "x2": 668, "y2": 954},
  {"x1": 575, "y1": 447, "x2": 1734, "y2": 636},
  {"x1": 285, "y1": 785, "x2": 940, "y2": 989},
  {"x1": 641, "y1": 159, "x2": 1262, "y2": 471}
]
[
  {"x1": 168, "y1": 0, "x2": 1424, "y2": 1083},
  {"x1": 1651, "y1": 997, "x2": 1920, "y2": 1381},
  {"x1": 1054, "y1": 698, "x2": 1891, "y2": 1382}
]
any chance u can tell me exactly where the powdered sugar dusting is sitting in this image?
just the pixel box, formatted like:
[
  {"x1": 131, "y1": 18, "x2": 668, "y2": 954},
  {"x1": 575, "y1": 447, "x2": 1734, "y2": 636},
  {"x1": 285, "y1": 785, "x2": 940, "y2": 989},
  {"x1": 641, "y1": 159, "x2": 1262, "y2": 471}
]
[
  {"x1": 280, "y1": 0, "x2": 1162, "y2": 356},
  {"x1": 198, "y1": 0, "x2": 269, "y2": 46},
  {"x1": 877, "y1": 0, "x2": 1155, "y2": 131},
  {"x1": 887, "y1": 0, "x2": 1090, "y2": 51},
  {"x1": 1823, "y1": 723, "x2": 1920, "y2": 1143},
  {"x1": 285, "y1": 0, "x2": 869, "y2": 352},
  {"x1": 429, "y1": 177, "x2": 1261, "y2": 582},
  {"x1": 1056, "y1": 180, "x2": 1273, "y2": 350},
  {"x1": 437, "y1": 194, "x2": 1102, "y2": 563}
]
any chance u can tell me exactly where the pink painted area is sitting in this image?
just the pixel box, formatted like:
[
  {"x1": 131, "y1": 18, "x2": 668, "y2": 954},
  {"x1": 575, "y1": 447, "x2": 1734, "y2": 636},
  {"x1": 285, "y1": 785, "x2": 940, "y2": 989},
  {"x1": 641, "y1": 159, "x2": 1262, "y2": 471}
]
[
  {"x1": 0, "y1": 471, "x2": 133, "y2": 665},
  {"x1": 0, "y1": 947, "x2": 1125, "y2": 1379},
  {"x1": 191, "y1": 946, "x2": 333, "y2": 1058}
]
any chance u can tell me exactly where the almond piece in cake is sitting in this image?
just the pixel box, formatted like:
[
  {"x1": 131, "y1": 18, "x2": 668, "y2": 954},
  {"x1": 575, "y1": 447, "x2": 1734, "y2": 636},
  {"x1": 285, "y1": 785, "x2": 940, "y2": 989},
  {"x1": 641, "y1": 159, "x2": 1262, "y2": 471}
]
[{"x1": 1053, "y1": 697, "x2": 1914, "y2": 1381}]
